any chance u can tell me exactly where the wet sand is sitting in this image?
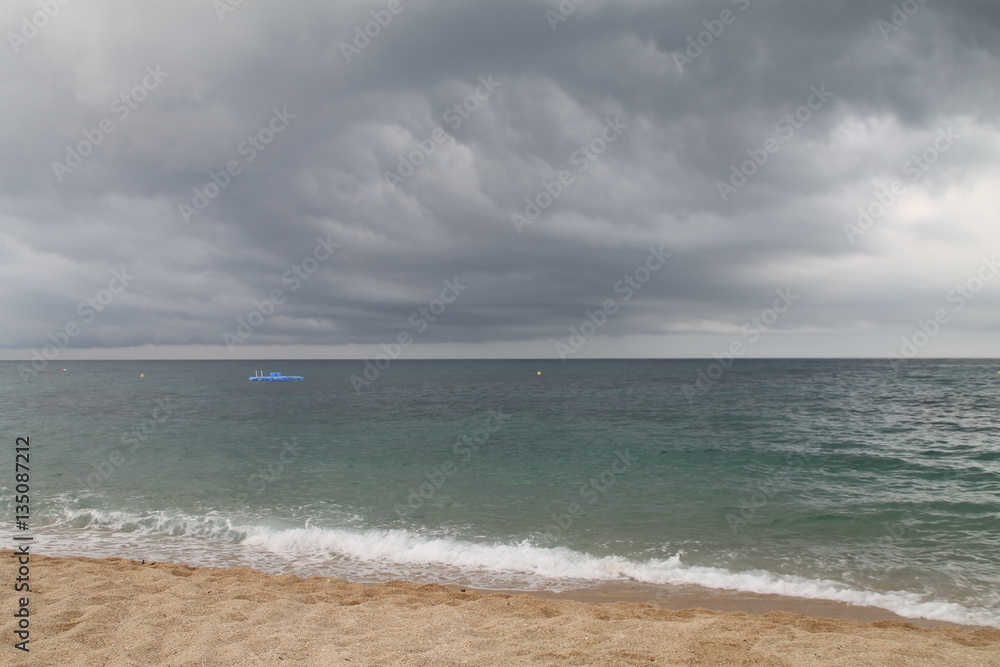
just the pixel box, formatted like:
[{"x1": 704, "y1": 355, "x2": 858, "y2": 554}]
[{"x1": 4, "y1": 551, "x2": 999, "y2": 666}]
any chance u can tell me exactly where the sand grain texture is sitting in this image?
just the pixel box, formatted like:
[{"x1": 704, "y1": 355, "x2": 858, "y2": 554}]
[{"x1": 3, "y1": 551, "x2": 999, "y2": 666}]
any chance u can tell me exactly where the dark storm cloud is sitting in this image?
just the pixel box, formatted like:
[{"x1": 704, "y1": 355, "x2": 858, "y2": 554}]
[{"x1": 1, "y1": 0, "x2": 998, "y2": 359}]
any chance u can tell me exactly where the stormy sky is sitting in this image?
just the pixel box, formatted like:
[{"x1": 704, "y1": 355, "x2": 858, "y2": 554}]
[{"x1": 2, "y1": 0, "x2": 998, "y2": 361}]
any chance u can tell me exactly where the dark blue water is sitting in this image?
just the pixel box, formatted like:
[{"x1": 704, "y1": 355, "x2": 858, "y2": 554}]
[{"x1": 1, "y1": 358, "x2": 998, "y2": 625}]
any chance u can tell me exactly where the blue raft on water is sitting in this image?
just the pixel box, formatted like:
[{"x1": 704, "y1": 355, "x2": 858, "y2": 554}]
[{"x1": 249, "y1": 371, "x2": 304, "y2": 382}]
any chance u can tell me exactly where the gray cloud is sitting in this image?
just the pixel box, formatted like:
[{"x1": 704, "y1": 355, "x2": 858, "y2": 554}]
[{"x1": 2, "y1": 0, "x2": 998, "y2": 360}]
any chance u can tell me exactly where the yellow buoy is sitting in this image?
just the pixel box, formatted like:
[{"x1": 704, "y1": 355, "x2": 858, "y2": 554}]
[
  {"x1": 140, "y1": 374, "x2": 145, "y2": 378},
  {"x1": 537, "y1": 371, "x2": 542, "y2": 375}
]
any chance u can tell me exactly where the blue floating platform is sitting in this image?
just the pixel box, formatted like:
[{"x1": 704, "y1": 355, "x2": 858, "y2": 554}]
[{"x1": 249, "y1": 371, "x2": 304, "y2": 382}]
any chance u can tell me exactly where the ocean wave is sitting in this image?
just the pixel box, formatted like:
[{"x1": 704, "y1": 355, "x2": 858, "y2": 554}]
[
  {"x1": 243, "y1": 525, "x2": 1000, "y2": 626},
  {"x1": 39, "y1": 505, "x2": 1000, "y2": 627}
]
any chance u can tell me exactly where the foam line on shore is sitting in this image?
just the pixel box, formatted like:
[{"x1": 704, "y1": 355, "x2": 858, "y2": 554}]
[{"x1": 38, "y1": 505, "x2": 1000, "y2": 627}]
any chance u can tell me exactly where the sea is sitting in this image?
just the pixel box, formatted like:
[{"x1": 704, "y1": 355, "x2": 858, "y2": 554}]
[{"x1": 2, "y1": 358, "x2": 998, "y2": 627}]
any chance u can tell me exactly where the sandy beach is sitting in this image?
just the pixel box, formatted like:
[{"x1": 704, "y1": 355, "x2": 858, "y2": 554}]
[{"x1": 4, "y1": 551, "x2": 999, "y2": 666}]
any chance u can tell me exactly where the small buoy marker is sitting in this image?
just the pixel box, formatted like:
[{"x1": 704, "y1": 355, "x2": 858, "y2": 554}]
[
  {"x1": 140, "y1": 374, "x2": 145, "y2": 378},
  {"x1": 537, "y1": 371, "x2": 542, "y2": 375}
]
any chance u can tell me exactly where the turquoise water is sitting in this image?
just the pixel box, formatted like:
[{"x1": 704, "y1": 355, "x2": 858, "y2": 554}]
[{"x1": 2, "y1": 359, "x2": 998, "y2": 626}]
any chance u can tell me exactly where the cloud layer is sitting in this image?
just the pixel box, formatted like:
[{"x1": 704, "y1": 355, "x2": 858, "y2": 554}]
[{"x1": 2, "y1": 0, "x2": 998, "y2": 360}]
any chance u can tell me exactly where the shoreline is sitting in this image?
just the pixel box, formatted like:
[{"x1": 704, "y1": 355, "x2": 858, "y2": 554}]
[
  {"x1": 5, "y1": 551, "x2": 1000, "y2": 665},
  {"x1": 450, "y1": 580, "x2": 980, "y2": 630},
  {"x1": 26, "y1": 543, "x2": 992, "y2": 629}
]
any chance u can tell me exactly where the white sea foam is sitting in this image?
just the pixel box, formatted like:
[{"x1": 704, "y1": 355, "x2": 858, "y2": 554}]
[
  {"x1": 241, "y1": 525, "x2": 1000, "y2": 626},
  {"x1": 39, "y1": 506, "x2": 1000, "y2": 627}
]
